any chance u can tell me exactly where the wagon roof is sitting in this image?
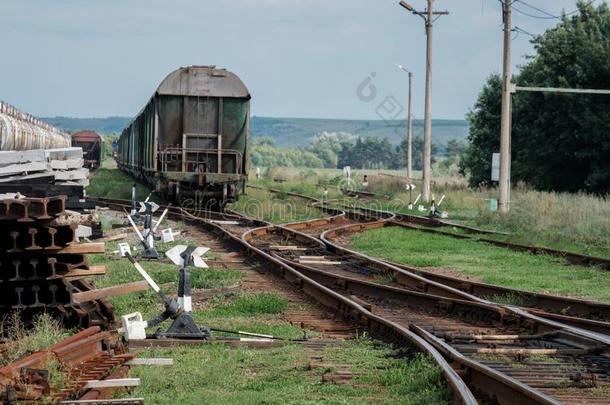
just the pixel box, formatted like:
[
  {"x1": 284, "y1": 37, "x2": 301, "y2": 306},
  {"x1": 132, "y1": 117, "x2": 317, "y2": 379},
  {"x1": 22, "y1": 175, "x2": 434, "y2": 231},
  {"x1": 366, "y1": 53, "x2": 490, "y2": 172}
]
[
  {"x1": 72, "y1": 130, "x2": 101, "y2": 140},
  {"x1": 156, "y1": 66, "x2": 251, "y2": 99}
]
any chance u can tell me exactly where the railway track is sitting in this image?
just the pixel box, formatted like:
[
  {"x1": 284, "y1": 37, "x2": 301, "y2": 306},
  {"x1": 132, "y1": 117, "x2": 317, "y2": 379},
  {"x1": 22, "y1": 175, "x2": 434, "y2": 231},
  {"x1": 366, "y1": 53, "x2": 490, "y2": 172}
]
[
  {"x1": 321, "y1": 222, "x2": 610, "y2": 332},
  {"x1": 90, "y1": 197, "x2": 477, "y2": 403},
  {"x1": 247, "y1": 186, "x2": 610, "y2": 329},
  {"x1": 242, "y1": 224, "x2": 610, "y2": 405},
  {"x1": 249, "y1": 184, "x2": 610, "y2": 270},
  {"x1": 89, "y1": 196, "x2": 610, "y2": 404}
]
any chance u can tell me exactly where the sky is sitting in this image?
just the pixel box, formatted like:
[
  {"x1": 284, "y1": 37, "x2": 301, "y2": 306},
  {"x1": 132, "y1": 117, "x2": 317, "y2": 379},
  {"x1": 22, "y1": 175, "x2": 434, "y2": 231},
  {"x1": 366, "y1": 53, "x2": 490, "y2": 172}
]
[{"x1": 0, "y1": 0, "x2": 603, "y2": 120}]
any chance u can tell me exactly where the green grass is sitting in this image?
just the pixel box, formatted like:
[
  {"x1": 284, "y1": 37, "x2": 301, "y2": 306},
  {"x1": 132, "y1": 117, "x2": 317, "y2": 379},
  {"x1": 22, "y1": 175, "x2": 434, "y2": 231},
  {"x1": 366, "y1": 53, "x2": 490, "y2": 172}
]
[
  {"x1": 208, "y1": 293, "x2": 289, "y2": 317},
  {"x1": 229, "y1": 187, "x2": 325, "y2": 224},
  {"x1": 129, "y1": 339, "x2": 450, "y2": 405},
  {"x1": 87, "y1": 159, "x2": 154, "y2": 201},
  {"x1": 351, "y1": 227, "x2": 610, "y2": 303}
]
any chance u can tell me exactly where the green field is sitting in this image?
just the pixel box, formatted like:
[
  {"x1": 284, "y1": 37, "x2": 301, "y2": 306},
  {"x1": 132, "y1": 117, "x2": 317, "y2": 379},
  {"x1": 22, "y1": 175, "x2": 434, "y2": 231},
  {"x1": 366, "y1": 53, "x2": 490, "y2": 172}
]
[{"x1": 351, "y1": 227, "x2": 610, "y2": 303}]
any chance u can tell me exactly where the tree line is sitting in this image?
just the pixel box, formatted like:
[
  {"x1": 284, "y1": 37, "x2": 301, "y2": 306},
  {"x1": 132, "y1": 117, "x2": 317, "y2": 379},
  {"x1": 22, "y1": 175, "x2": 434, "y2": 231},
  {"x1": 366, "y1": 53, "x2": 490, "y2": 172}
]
[{"x1": 249, "y1": 131, "x2": 462, "y2": 171}]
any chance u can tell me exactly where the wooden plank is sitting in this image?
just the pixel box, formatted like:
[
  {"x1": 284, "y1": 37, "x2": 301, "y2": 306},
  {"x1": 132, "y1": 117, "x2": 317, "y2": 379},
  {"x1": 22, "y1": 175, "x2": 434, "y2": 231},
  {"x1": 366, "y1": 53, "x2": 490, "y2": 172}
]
[
  {"x1": 210, "y1": 220, "x2": 240, "y2": 225},
  {"x1": 270, "y1": 245, "x2": 307, "y2": 251},
  {"x1": 299, "y1": 256, "x2": 327, "y2": 260},
  {"x1": 126, "y1": 358, "x2": 174, "y2": 366},
  {"x1": 84, "y1": 378, "x2": 140, "y2": 389},
  {"x1": 57, "y1": 243, "x2": 105, "y2": 254},
  {"x1": 105, "y1": 233, "x2": 128, "y2": 242},
  {"x1": 299, "y1": 260, "x2": 342, "y2": 265},
  {"x1": 72, "y1": 281, "x2": 149, "y2": 303},
  {"x1": 63, "y1": 266, "x2": 107, "y2": 280},
  {"x1": 462, "y1": 348, "x2": 586, "y2": 355},
  {"x1": 59, "y1": 399, "x2": 145, "y2": 405},
  {"x1": 128, "y1": 338, "x2": 284, "y2": 350}
]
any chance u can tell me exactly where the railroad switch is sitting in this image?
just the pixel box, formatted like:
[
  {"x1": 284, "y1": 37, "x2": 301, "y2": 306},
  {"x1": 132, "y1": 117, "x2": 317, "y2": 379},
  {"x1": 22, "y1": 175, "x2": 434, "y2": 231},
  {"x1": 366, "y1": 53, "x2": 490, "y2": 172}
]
[
  {"x1": 125, "y1": 246, "x2": 211, "y2": 340},
  {"x1": 122, "y1": 247, "x2": 306, "y2": 343},
  {"x1": 126, "y1": 199, "x2": 168, "y2": 260}
]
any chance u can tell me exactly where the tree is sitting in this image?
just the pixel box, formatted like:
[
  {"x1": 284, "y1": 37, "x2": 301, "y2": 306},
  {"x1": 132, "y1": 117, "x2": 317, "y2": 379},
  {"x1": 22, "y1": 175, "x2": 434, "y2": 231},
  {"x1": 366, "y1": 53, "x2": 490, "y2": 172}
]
[
  {"x1": 459, "y1": 74, "x2": 502, "y2": 187},
  {"x1": 461, "y1": 2, "x2": 610, "y2": 193},
  {"x1": 396, "y1": 136, "x2": 438, "y2": 171}
]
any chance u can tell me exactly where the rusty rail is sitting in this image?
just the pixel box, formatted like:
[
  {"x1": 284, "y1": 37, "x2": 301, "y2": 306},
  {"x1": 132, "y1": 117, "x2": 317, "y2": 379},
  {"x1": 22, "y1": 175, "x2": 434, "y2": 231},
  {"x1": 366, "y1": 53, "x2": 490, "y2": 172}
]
[{"x1": 0, "y1": 327, "x2": 134, "y2": 403}]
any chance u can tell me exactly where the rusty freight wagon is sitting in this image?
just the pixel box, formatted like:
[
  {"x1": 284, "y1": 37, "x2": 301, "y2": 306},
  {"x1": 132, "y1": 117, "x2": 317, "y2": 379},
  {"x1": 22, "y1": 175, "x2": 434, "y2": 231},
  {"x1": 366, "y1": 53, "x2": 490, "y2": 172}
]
[
  {"x1": 116, "y1": 65, "x2": 250, "y2": 209},
  {"x1": 72, "y1": 130, "x2": 103, "y2": 169}
]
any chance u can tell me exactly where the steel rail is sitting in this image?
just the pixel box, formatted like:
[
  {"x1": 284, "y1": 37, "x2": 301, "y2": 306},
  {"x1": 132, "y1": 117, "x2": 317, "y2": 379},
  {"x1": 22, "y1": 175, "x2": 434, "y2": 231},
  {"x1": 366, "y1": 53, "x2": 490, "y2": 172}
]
[
  {"x1": 90, "y1": 196, "x2": 610, "y2": 335},
  {"x1": 321, "y1": 221, "x2": 610, "y2": 333},
  {"x1": 260, "y1": 224, "x2": 610, "y2": 344}
]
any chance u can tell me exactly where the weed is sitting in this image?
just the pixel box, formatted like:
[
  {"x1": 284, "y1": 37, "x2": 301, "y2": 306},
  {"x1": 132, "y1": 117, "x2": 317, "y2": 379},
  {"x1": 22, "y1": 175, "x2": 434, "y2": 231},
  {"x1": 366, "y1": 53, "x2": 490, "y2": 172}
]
[{"x1": 1, "y1": 313, "x2": 70, "y2": 366}]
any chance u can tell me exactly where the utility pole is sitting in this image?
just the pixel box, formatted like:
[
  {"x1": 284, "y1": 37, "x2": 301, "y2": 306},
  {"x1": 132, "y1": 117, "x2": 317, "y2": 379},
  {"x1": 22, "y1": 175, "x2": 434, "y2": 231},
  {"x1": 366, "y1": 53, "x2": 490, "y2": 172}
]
[
  {"x1": 398, "y1": 65, "x2": 414, "y2": 179},
  {"x1": 498, "y1": 0, "x2": 512, "y2": 213},
  {"x1": 407, "y1": 71, "x2": 413, "y2": 179},
  {"x1": 399, "y1": 1, "x2": 448, "y2": 201}
]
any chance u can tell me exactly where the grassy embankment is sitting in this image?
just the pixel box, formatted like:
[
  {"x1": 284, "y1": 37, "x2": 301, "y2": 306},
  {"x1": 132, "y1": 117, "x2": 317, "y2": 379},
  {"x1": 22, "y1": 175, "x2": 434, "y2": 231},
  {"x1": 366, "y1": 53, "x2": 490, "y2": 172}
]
[
  {"x1": 351, "y1": 227, "x2": 610, "y2": 303},
  {"x1": 86, "y1": 159, "x2": 151, "y2": 200}
]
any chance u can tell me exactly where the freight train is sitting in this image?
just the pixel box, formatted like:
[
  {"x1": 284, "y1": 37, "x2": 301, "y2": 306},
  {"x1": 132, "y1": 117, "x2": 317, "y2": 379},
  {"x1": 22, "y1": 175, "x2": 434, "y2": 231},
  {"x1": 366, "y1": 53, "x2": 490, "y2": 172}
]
[
  {"x1": 116, "y1": 66, "x2": 250, "y2": 209},
  {"x1": 72, "y1": 130, "x2": 103, "y2": 169}
]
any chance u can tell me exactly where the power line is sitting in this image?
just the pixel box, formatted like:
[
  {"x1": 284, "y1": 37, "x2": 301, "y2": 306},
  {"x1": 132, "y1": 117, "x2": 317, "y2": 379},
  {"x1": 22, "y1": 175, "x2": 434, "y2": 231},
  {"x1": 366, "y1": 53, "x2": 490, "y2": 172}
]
[
  {"x1": 511, "y1": 0, "x2": 599, "y2": 20},
  {"x1": 512, "y1": 26, "x2": 537, "y2": 39},
  {"x1": 515, "y1": 0, "x2": 560, "y2": 18}
]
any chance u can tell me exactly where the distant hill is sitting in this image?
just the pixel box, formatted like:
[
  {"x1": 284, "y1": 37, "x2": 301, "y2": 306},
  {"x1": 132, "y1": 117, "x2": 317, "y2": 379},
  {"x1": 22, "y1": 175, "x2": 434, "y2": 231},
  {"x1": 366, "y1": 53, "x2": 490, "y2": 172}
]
[
  {"x1": 41, "y1": 116, "x2": 469, "y2": 147},
  {"x1": 41, "y1": 117, "x2": 130, "y2": 134},
  {"x1": 251, "y1": 117, "x2": 469, "y2": 148}
]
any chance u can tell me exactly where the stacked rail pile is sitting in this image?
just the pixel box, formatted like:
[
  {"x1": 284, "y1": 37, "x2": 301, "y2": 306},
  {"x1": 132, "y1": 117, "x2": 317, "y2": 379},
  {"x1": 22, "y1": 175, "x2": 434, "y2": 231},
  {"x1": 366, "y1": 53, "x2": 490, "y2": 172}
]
[
  {"x1": 0, "y1": 195, "x2": 114, "y2": 329},
  {"x1": 0, "y1": 327, "x2": 135, "y2": 403},
  {"x1": 0, "y1": 148, "x2": 90, "y2": 187},
  {"x1": 0, "y1": 101, "x2": 92, "y2": 210}
]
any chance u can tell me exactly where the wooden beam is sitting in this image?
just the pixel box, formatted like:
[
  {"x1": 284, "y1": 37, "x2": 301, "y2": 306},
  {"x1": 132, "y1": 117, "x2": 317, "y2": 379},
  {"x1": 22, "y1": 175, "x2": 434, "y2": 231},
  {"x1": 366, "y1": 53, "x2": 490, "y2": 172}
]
[
  {"x1": 270, "y1": 246, "x2": 307, "y2": 251},
  {"x1": 128, "y1": 338, "x2": 283, "y2": 350},
  {"x1": 57, "y1": 243, "x2": 105, "y2": 254},
  {"x1": 72, "y1": 281, "x2": 149, "y2": 303},
  {"x1": 462, "y1": 348, "x2": 587, "y2": 355},
  {"x1": 126, "y1": 358, "x2": 174, "y2": 366},
  {"x1": 104, "y1": 233, "x2": 128, "y2": 242},
  {"x1": 84, "y1": 378, "x2": 140, "y2": 389},
  {"x1": 63, "y1": 266, "x2": 107, "y2": 280},
  {"x1": 59, "y1": 400, "x2": 144, "y2": 405},
  {"x1": 299, "y1": 260, "x2": 342, "y2": 265}
]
